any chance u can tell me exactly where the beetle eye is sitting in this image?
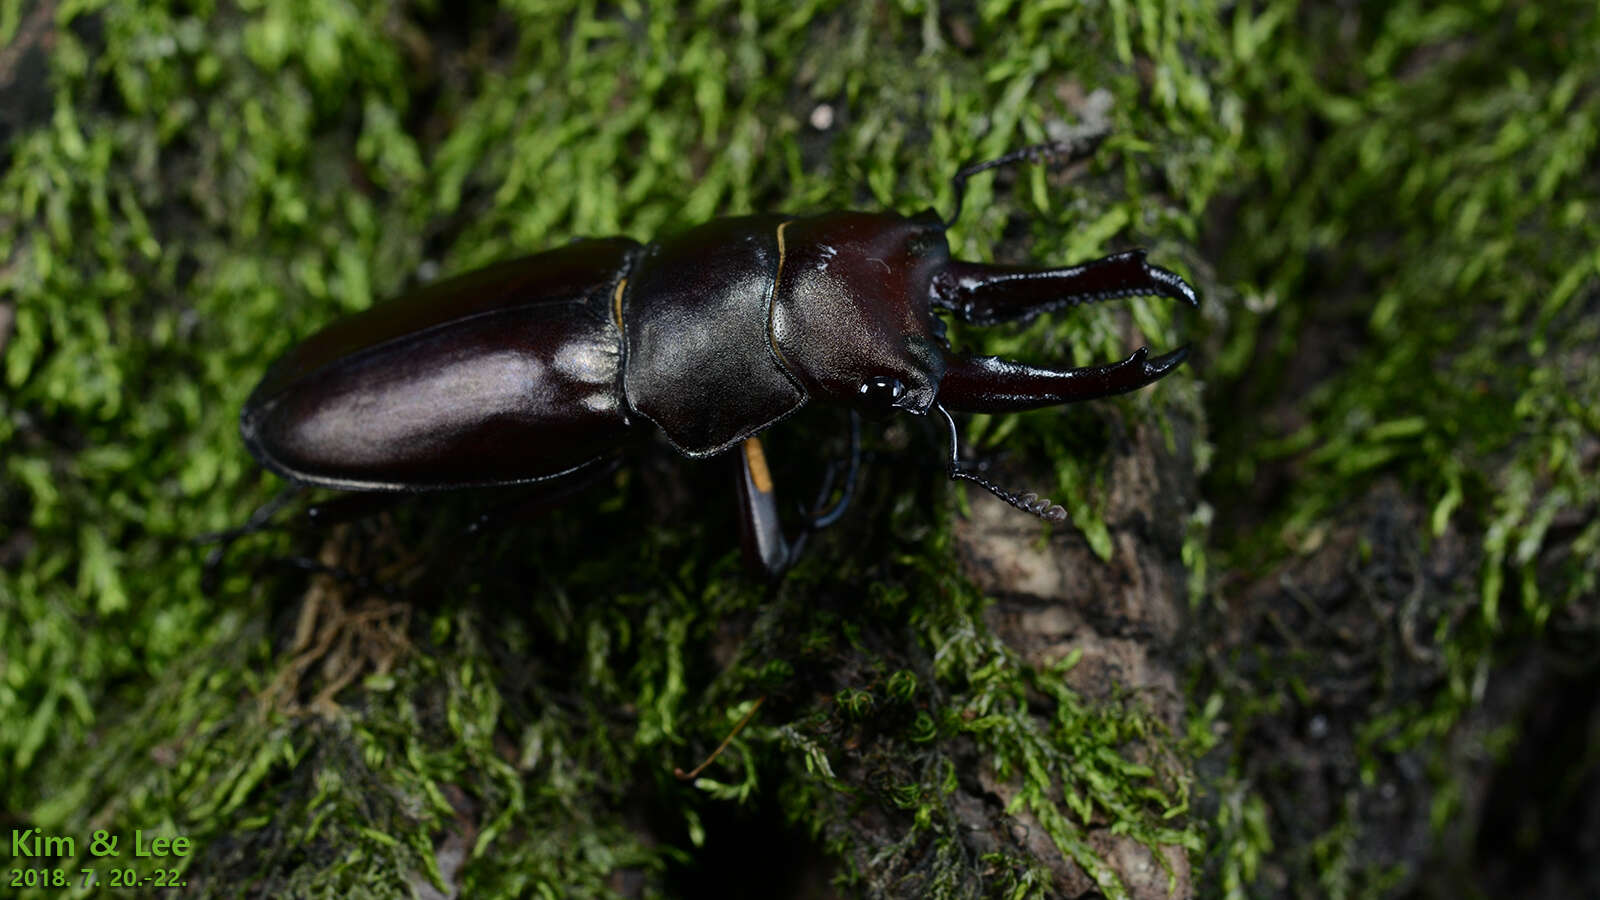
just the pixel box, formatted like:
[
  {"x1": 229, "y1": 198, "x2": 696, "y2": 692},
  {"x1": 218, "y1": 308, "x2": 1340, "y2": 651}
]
[{"x1": 857, "y1": 375, "x2": 906, "y2": 415}]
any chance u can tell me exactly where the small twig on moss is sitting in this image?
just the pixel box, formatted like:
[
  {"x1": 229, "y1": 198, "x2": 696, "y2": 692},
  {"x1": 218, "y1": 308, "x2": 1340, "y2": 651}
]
[{"x1": 674, "y1": 696, "x2": 766, "y2": 781}]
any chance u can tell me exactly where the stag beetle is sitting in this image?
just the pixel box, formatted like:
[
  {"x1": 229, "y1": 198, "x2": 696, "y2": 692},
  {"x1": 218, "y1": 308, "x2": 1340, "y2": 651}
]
[{"x1": 239, "y1": 137, "x2": 1198, "y2": 576}]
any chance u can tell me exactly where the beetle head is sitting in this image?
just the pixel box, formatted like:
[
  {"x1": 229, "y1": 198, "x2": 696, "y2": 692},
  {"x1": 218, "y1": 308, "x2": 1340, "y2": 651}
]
[
  {"x1": 769, "y1": 211, "x2": 951, "y2": 417},
  {"x1": 769, "y1": 207, "x2": 1197, "y2": 523}
]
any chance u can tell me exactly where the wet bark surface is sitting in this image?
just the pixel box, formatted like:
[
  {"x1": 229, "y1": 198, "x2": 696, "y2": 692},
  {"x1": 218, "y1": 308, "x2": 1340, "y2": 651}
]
[
  {"x1": 952, "y1": 414, "x2": 1200, "y2": 898},
  {"x1": 1190, "y1": 470, "x2": 1600, "y2": 898}
]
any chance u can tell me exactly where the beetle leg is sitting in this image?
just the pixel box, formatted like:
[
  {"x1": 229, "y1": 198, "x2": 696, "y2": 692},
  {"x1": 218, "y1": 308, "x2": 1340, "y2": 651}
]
[
  {"x1": 734, "y1": 418, "x2": 861, "y2": 576},
  {"x1": 306, "y1": 491, "x2": 408, "y2": 527},
  {"x1": 801, "y1": 410, "x2": 860, "y2": 530},
  {"x1": 735, "y1": 436, "x2": 799, "y2": 577},
  {"x1": 932, "y1": 250, "x2": 1198, "y2": 325},
  {"x1": 197, "y1": 484, "x2": 306, "y2": 593},
  {"x1": 272, "y1": 554, "x2": 399, "y2": 596},
  {"x1": 200, "y1": 487, "x2": 416, "y2": 595},
  {"x1": 937, "y1": 346, "x2": 1190, "y2": 412},
  {"x1": 196, "y1": 483, "x2": 303, "y2": 547},
  {"x1": 459, "y1": 457, "x2": 622, "y2": 536}
]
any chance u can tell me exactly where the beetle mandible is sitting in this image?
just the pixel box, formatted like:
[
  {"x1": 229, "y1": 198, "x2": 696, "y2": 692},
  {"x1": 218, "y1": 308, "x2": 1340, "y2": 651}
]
[{"x1": 240, "y1": 137, "x2": 1198, "y2": 576}]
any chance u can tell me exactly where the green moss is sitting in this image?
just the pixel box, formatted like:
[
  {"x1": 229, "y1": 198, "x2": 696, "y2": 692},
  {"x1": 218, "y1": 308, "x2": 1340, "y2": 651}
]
[
  {"x1": 2, "y1": 1, "x2": 1228, "y2": 897},
  {"x1": 1198, "y1": 0, "x2": 1600, "y2": 894}
]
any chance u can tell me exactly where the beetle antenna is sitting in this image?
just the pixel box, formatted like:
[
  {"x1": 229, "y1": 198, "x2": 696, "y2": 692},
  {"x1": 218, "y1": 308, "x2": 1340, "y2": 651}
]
[
  {"x1": 945, "y1": 131, "x2": 1110, "y2": 228},
  {"x1": 935, "y1": 405, "x2": 1067, "y2": 523}
]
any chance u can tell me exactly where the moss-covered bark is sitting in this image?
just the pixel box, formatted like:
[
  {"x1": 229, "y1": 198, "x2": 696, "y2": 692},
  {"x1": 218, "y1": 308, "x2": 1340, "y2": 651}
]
[
  {"x1": 1196, "y1": 2, "x2": 1599, "y2": 896},
  {"x1": 3, "y1": 1, "x2": 1595, "y2": 898}
]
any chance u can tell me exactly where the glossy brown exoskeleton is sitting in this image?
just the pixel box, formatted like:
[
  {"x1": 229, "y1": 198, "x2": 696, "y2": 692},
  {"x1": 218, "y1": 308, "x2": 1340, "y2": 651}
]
[{"x1": 240, "y1": 138, "x2": 1198, "y2": 575}]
